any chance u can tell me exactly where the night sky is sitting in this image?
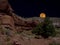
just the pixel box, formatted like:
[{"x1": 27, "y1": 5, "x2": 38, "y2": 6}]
[{"x1": 9, "y1": 0, "x2": 60, "y2": 17}]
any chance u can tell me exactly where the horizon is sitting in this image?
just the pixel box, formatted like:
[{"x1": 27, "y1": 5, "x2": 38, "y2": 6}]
[{"x1": 9, "y1": 0, "x2": 60, "y2": 18}]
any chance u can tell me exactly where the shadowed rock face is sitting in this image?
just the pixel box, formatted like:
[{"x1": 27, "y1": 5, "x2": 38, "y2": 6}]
[
  {"x1": 0, "y1": 0, "x2": 13, "y2": 16},
  {"x1": 0, "y1": 0, "x2": 8, "y2": 10}
]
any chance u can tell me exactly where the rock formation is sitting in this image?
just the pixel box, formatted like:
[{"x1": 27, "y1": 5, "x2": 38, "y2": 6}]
[
  {"x1": 0, "y1": 0, "x2": 60, "y2": 45},
  {"x1": 0, "y1": 0, "x2": 52, "y2": 45},
  {"x1": 0, "y1": 0, "x2": 39, "y2": 33},
  {"x1": 0, "y1": 0, "x2": 41, "y2": 45}
]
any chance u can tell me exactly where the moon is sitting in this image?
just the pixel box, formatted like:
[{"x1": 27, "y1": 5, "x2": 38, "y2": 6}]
[{"x1": 40, "y1": 13, "x2": 46, "y2": 18}]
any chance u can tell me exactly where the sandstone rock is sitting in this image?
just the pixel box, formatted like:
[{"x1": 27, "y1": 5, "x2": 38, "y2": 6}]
[{"x1": 0, "y1": 0, "x2": 59, "y2": 45}]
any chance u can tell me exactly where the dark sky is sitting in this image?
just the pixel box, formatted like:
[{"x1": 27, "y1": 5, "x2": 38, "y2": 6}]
[{"x1": 9, "y1": 0, "x2": 60, "y2": 17}]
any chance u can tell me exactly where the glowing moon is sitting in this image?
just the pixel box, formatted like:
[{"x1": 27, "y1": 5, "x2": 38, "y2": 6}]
[{"x1": 40, "y1": 13, "x2": 46, "y2": 18}]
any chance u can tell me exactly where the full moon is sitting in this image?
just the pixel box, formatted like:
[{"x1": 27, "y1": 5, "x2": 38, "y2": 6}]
[{"x1": 40, "y1": 13, "x2": 46, "y2": 18}]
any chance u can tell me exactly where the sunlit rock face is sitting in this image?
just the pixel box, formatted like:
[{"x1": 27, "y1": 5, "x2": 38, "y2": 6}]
[{"x1": 1, "y1": 15, "x2": 15, "y2": 30}]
